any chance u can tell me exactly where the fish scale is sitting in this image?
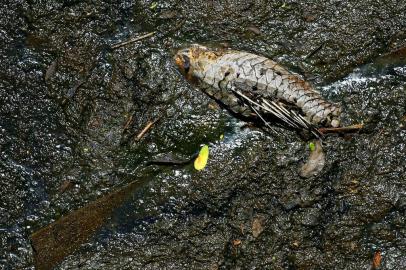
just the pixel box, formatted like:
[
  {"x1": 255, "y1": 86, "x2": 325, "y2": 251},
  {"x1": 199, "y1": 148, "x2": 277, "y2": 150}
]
[{"x1": 175, "y1": 44, "x2": 342, "y2": 132}]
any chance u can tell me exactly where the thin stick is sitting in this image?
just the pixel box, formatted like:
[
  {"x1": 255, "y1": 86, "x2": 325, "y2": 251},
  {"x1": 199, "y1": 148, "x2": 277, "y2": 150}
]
[
  {"x1": 249, "y1": 103, "x2": 279, "y2": 135},
  {"x1": 135, "y1": 118, "x2": 160, "y2": 141},
  {"x1": 111, "y1": 31, "x2": 156, "y2": 49},
  {"x1": 123, "y1": 114, "x2": 133, "y2": 131},
  {"x1": 304, "y1": 43, "x2": 324, "y2": 60},
  {"x1": 318, "y1": 124, "x2": 364, "y2": 134}
]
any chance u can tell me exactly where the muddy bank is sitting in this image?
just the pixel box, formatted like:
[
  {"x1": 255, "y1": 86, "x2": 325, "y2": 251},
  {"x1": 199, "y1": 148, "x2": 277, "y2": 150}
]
[{"x1": 1, "y1": 0, "x2": 405, "y2": 269}]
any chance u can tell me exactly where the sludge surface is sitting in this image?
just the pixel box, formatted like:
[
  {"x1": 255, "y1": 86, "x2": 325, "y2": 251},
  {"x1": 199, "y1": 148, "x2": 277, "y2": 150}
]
[{"x1": 1, "y1": 1, "x2": 405, "y2": 269}]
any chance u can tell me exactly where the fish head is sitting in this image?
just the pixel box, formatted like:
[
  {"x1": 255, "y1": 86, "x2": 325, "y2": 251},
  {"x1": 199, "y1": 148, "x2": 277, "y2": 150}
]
[{"x1": 174, "y1": 44, "x2": 223, "y2": 81}]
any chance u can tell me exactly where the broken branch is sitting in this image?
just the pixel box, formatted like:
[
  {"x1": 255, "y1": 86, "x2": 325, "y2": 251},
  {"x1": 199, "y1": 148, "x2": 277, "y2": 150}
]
[
  {"x1": 318, "y1": 124, "x2": 364, "y2": 134},
  {"x1": 111, "y1": 31, "x2": 156, "y2": 49}
]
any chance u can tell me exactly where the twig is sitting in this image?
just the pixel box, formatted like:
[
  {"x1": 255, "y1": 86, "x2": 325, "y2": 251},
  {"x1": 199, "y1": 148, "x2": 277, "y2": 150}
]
[
  {"x1": 122, "y1": 114, "x2": 134, "y2": 132},
  {"x1": 304, "y1": 43, "x2": 325, "y2": 60},
  {"x1": 111, "y1": 31, "x2": 156, "y2": 49},
  {"x1": 318, "y1": 124, "x2": 364, "y2": 134},
  {"x1": 135, "y1": 118, "x2": 160, "y2": 141}
]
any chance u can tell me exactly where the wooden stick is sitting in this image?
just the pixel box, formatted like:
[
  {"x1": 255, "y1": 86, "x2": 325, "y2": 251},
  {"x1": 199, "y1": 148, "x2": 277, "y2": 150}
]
[
  {"x1": 122, "y1": 114, "x2": 133, "y2": 131},
  {"x1": 135, "y1": 118, "x2": 160, "y2": 141},
  {"x1": 111, "y1": 31, "x2": 156, "y2": 49},
  {"x1": 304, "y1": 42, "x2": 325, "y2": 59},
  {"x1": 318, "y1": 123, "x2": 364, "y2": 134}
]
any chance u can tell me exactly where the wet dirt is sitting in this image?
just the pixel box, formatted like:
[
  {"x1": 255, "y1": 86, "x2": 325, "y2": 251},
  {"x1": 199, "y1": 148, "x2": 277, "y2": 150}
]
[{"x1": 1, "y1": 1, "x2": 405, "y2": 269}]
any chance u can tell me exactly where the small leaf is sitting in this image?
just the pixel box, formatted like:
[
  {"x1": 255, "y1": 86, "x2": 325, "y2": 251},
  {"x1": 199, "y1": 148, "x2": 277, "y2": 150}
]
[
  {"x1": 194, "y1": 145, "x2": 209, "y2": 171},
  {"x1": 309, "y1": 142, "x2": 316, "y2": 151},
  {"x1": 219, "y1": 134, "x2": 224, "y2": 140}
]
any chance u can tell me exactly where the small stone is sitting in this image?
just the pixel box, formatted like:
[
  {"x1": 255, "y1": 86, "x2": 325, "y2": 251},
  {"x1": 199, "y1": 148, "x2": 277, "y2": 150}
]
[{"x1": 252, "y1": 216, "x2": 266, "y2": 238}]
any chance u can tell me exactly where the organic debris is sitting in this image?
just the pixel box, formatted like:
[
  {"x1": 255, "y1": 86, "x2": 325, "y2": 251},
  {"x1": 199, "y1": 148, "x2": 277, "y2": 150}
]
[{"x1": 135, "y1": 118, "x2": 160, "y2": 141}]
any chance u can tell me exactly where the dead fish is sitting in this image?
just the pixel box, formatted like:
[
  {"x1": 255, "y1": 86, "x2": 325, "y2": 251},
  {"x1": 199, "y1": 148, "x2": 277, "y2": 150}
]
[{"x1": 174, "y1": 44, "x2": 341, "y2": 136}]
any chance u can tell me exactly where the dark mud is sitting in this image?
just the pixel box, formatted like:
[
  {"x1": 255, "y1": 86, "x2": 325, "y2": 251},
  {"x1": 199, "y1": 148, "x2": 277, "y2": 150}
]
[{"x1": 1, "y1": 1, "x2": 405, "y2": 269}]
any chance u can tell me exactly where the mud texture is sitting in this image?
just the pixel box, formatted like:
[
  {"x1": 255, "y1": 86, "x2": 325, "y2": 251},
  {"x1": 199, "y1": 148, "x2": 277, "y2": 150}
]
[{"x1": 1, "y1": 1, "x2": 405, "y2": 269}]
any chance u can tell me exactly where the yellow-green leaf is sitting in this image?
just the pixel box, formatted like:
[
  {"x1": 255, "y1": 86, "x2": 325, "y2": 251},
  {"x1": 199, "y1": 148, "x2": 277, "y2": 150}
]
[
  {"x1": 194, "y1": 145, "x2": 209, "y2": 171},
  {"x1": 219, "y1": 134, "x2": 224, "y2": 140}
]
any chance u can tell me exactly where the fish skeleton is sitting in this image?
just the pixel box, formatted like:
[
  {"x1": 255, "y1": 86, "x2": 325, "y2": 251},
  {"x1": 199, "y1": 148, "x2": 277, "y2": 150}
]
[{"x1": 174, "y1": 44, "x2": 341, "y2": 136}]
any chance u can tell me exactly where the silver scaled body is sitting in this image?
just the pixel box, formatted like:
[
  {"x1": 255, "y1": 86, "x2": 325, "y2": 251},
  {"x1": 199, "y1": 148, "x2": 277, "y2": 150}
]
[{"x1": 174, "y1": 44, "x2": 341, "y2": 132}]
